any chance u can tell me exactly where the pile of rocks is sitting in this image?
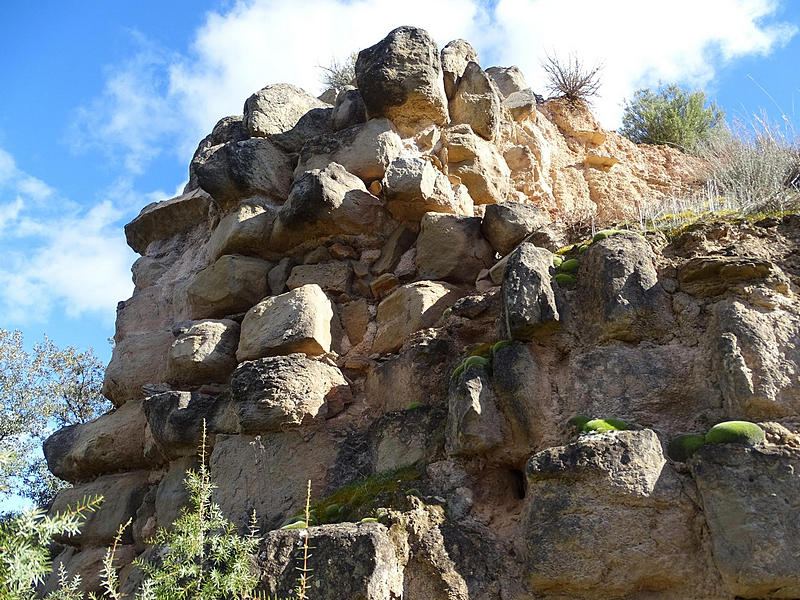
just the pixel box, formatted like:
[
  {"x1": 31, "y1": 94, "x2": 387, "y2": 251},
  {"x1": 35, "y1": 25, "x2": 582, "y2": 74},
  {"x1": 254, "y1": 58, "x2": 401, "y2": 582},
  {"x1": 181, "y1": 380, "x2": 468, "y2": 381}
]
[{"x1": 41, "y1": 26, "x2": 800, "y2": 600}]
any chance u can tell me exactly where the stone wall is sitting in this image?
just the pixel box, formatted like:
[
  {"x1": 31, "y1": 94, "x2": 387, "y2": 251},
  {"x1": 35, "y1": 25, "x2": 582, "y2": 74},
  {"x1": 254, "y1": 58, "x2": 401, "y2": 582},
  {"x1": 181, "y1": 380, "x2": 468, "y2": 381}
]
[{"x1": 41, "y1": 26, "x2": 800, "y2": 600}]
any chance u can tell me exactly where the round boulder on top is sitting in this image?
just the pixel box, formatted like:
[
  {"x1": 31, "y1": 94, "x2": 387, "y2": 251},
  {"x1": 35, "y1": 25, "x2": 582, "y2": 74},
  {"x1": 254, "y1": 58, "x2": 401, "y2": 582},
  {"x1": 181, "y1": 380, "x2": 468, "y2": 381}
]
[{"x1": 356, "y1": 26, "x2": 449, "y2": 134}]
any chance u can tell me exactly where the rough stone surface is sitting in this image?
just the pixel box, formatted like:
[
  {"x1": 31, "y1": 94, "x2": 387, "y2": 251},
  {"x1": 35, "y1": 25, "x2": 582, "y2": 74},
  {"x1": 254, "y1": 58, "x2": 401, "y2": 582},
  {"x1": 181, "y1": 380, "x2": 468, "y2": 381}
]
[
  {"x1": 125, "y1": 188, "x2": 215, "y2": 255},
  {"x1": 383, "y1": 157, "x2": 461, "y2": 220},
  {"x1": 205, "y1": 199, "x2": 278, "y2": 261},
  {"x1": 210, "y1": 430, "x2": 336, "y2": 531},
  {"x1": 44, "y1": 400, "x2": 151, "y2": 482},
  {"x1": 523, "y1": 430, "x2": 719, "y2": 599},
  {"x1": 258, "y1": 523, "x2": 403, "y2": 600},
  {"x1": 50, "y1": 471, "x2": 151, "y2": 547},
  {"x1": 237, "y1": 284, "x2": 334, "y2": 361},
  {"x1": 576, "y1": 232, "x2": 673, "y2": 342},
  {"x1": 185, "y1": 115, "x2": 248, "y2": 193},
  {"x1": 143, "y1": 391, "x2": 229, "y2": 460},
  {"x1": 356, "y1": 26, "x2": 449, "y2": 133},
  {"x1": 447, "y1": 366, "x2": 503, "y2": 456},
  {"x1": 295, "y1": 118, "x2": 403, "y2": 182},
  {"x1": 187, "y1": 254, "x2": 271, "y2": 319},
  {"x1": 155, "y1": 456, "x2": 196, "y2": 530},
  {"x1": 481, "y1": 202, "x2": 550, "y2": 256},
  {"x1": 441, "y1": 39, "x2": 478, "y2": 100},
  {"x1": 373, "y1": 281, "x2": 461, "y2": 354},
  {"x1": 331, "y1": 86, "x2": 367, "y2": 131},
  {"x1": 690, "y1": 444, "x2": 800, "y2": 598},
  {"x1": 450, "y1": 62, "x2": 503, "y2": 141},
  {"x1": 103, "y1": 330, "x2": 174, "y2": 406},
  {"x1": 444, "y1": 126, "x2": 511, "y2": 204},
  {"x1": 501, "y1": 243, "x2": 559, "y2": 339},
  {"x1": 286, "y1": 261, "x2": 352, "y2": 297},
  {"x1": 485, "y1": 66, "x2": 528, "y2": 98},
  {"x1": 231, "y1": 354, "x2": 351, "y2": 432},
  {"x1": 271, "y1": 162, "x2": 390, "y2": 251},
  {"x1": 415, "y1": 213, "x2": 493, "y2": 283},
  {"x1": 195, "y1": 138, "x2": 293, "y2": 207},
  {"x1": 243, "y1": 83, "x2": 330, "y2": 139},
  {"x1": 167, "y1": 319, "x2": 240, "y2": 385}
]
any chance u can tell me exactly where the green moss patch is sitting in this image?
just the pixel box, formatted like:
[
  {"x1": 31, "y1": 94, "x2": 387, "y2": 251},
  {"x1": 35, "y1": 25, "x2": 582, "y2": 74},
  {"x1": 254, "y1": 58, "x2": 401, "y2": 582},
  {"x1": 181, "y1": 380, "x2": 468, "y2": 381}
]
[
  {"x1": 560, "y1": 258, "x2": 580, "y2": 273},
  {"x1": 553, "y1": 273, "x2": 577, "y2": 286},
  {"x1": 582, "y1": 418, "x2": 629, "y2": 433},
  {"x1": 667, "y1": 433, "x2": 706, "y2": 462},
  {"x1": 705, "y1": 421, "x2": 765, "y2": 446}
]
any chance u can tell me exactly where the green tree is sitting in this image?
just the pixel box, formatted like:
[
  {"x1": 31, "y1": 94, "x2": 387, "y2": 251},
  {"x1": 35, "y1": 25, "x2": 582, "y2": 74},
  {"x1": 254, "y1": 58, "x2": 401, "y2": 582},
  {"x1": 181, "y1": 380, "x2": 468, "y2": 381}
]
[
  {"x1": 0, "y1": 329, "x2": 110, "y2": 507},
  {"x1": 619, "y1": 84, "x2": 724, "y2": 152}
]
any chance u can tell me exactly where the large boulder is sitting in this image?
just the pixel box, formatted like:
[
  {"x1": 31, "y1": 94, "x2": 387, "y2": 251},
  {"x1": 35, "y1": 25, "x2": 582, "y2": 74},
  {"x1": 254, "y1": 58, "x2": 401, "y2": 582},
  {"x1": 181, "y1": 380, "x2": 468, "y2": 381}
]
[
  {"x1": 243, "y1": 83, "x2": 330, "y2": 139},
  {"x1": 102, "y1": 330, "x2": 174, "y2": 406},
  {"x1": 415, "y1": 213, "x2": 493, "y2": 283},
  {"x1": 231, "y1": 354, "x2": 352, "y2": 432},
  {"x1": 449, "y1": 62, "x2": 503, "y2": 141},
  {"x1": 258, "y1": 523, "x2": 403, "y2": 600},
  {"x1": 210, "y1": 430, "x2": 336, "y2": 531},
  {"x1": 236, "y1": 284, "x2": 334, "y2": 361},
  {"x1": 270, "y1": 162, "x2": 390, "y2": 251},
  {"x1": 50, "y1": 471, "x2": 151, "y2": 547},
  {"x1": 142, "y1": 390, "x2": 230, "y2": 460},
  {"x1": 286, "y1": 261, "x2": 352, "y2": 297},
  {"x1": 523, "y1": 430, "x2": 717, "y2": 598},
  {"x1": 43, "y1": 400, "x2": 150, "y2": 482},
  {"x1": 205, "y1": 199, "x2": 278, "y2": 261},
  {"x1": 185, "y1": 115, "x2": 248, "y2": 193},
  {"x1": 295, "y1": 118, "x2": 403, "y2": 183},
  {"x1": 485, "y1": 66, "x2": 528, "y2": 98},
  {"x1": 440, "y1": 39, "x2": 478, "y2": 100},
  {"x1": 444, "y1": 126, "x2": 511, "y2": 204},
  {"x1": 167, "y1": 319, "x2": 240, "y2": 386},
  {"x1": 481, "y1": 202, "x2": 550, "y2": 256},
  {"x1": 382, "y1": 157, "x2": 465, "y2": 221},
  {"x1": 124, "y1": 188, "x2": 216, "y2": 255},
  {"x1": 331, "y1": 86, "x2": 367, "y2": 131},
  {"x1": 576, "y1": 233, "x2": 673, "y2": 342},
  {"x1": 708, "y1": 298, "x2": 800, "y2": 419},
  {"x1": 690, "y1": 444, "x2": 800, "y2": 598},
  {"x1": 446, "y1": 364, "x2": 503, "y2": 456},
  {"x1": 373, "y1": 281, "x2": 461, "y2": 354},
  {"x1": 194, "y1": 138, "x2": 293, "y2": 207},
  {"x1": 501, "y1": 243, "x2": 559, "y2": 340},
  {"x1": 186, "y1": 254, "x2": 271, "y2": 319},
  {"x1": 355, "y1": 26, "x2": 449, "y2": 133}
]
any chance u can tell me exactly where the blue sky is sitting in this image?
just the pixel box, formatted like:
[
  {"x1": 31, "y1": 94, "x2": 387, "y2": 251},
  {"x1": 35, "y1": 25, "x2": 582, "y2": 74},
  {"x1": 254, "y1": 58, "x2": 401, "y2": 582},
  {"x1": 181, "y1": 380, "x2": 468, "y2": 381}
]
[{"x1": 1, "y1": 0, "x2": 799, "y2": 366}]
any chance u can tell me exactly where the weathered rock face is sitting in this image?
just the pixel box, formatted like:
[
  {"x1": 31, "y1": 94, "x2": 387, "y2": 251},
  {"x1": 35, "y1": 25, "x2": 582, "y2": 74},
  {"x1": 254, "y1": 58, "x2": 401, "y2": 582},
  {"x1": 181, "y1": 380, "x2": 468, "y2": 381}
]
[
  {"x1": 356, "y1": 26, "x2": 449, "y2": 133},
  {"x1": 47, "y1": 25, "x2": 800, "y2": 600}
]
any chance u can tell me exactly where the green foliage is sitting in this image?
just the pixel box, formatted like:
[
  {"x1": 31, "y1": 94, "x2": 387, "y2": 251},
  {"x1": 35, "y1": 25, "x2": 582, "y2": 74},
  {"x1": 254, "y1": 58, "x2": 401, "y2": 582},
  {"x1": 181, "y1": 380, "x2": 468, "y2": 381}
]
[
  {"x1": 491, "y1": 340, "x2": 511, "y2": 357},
  {"x1": 552, "y1": 254, "x2": 563, "y2": 268},
  {"x1": 132, "y1": 428, "x2": 260, "y2": 600},
  {"x1": 404, "y1": 402, "x2": 424, "y2": 411},
  {"x1": 0, "y1": 495, "x2": 103, "y2": 600},
  {"x1": 568, "y1": 415, "x2": 591, "y2": 432},
  {"x1": 705, "y1": 421, "x2": 765, "y2": 446},
  {"x1": 285, "y1": 467, "x2": 420, "y2": 527},
  {"x1": 463, "y1": 356, "x2": 490, "y2": 371},
  {"x1": 667, "y1": 434, "x2": 706, "y2": 462},
  {"x1": 592, "y1": 229, "x2": 626, "y2": 242},
  {"x1": 582, "y1": 418, "x2": 629, "y2": 433},
  {"x1": 318, "y1": 52, "x2": 357, "y2": 89},
  {"x1": 541, "y1": 53, "x2": 602, "y2": 103},
  {"x1": 0, "y1": 329, "x2": 110, "y2": 507},
  {"x1": 559, "y1": 259, "x2": 580, "y2": 274},
  {"x1": 553, "y1": 273, "x2": 577, "y2": 286},
  {"x1": 620, "y1": 84, "x2": 724, "y2": 152}
]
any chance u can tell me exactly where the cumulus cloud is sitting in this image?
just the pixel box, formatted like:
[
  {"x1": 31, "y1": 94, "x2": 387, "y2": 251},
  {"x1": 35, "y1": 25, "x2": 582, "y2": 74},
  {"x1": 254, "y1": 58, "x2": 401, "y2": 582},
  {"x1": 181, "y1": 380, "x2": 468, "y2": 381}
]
[
  {"x1": 0, "y1": 148, "x2": 135, "y2": 325},
  {"x1": 72, "y1": 0, "x2": 796, "y2": 172}
]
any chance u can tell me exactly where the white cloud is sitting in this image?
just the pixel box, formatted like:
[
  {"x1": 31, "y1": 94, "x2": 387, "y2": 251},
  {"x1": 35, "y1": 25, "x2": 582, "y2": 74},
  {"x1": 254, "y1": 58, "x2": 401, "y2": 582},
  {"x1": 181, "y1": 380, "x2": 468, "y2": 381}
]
[
  {"x1": 0, "y1": 148, "x2": 136, "y2": 325},
  {"x1": 72, "y1": 0, "x2": 796, "y2": 171},
  {"x1": 490, "y1": 0, "x2": 797, "y2": 126}
]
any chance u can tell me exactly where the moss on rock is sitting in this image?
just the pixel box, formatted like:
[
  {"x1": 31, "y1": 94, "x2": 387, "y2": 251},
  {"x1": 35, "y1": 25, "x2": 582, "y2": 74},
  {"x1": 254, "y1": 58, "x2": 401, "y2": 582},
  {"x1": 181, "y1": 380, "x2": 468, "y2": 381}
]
[
  {"x1": 667, "y1": 433, "x2": 706, "y2": 462},
  {"x1": 705, "y1": 421, "x2": 765, "y2": 446}
]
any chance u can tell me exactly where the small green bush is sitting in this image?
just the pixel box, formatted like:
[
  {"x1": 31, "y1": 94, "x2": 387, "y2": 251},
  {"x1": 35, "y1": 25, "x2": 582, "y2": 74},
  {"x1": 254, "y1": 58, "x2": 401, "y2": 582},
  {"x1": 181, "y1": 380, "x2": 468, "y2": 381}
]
[
  {"x1": 559, "y1": 259, "x2": 580, "y2": 273},
  {"x1": 491, "y1": 340, "x2": 511, "y2": 357},
  {"x1": 463, "y1": 356, "x2": 490, "y2": 371},
  {"x1": 552, "y1": 255, "x2": 563, "y2": 268},
  {"x1": 568, "y1": 415, "x2": 591, "y2": 431},
  {"x1": 667, "y1": 433, "x2": 706, "y2": 462},
  {"x1": 405, "y1": 402, "x2": 423, "y2": 411},
  {"x1": 582, "y1": 418, "x2": 629, "y2": 433},
  {"x1": 553, "y1": 273, "x2": 577, "y2": 286},
  {"x1": 620, "y1": 84, "x2": 724, "y2": 152},
  {"x1": 705, "y1": 421, "x2": 765, "y2": 446}
]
